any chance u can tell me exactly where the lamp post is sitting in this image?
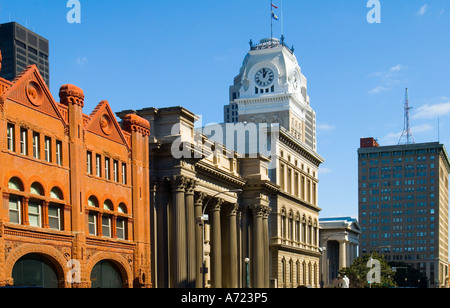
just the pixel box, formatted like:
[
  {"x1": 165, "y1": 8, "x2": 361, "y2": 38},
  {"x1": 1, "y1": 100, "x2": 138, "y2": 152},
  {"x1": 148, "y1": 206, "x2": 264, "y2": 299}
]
[
  {"x1": 199, "y1": 189, "x2": 243, "y2": 288},
  {"x1": 244, "y1": 257, "x2": 250, "y2": 288}
]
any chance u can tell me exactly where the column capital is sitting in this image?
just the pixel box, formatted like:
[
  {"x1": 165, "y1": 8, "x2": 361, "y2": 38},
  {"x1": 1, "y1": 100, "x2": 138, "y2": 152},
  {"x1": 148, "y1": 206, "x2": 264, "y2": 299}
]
[
  {"x1": 210, "y1": 198, "x2": 224, "y2": 211},
  {"x1": 250, "y1": 204, "x2": 271, "y2": 218},
  {"x1": 194, "y1": 191, "x2": 207, "y2": 205},
  {"x1": 225, "y1": 203, "x2": 239, "y2": 216},
  {"x1": 185, "y1": 178, "x2": 197, "y2": 195},
  {"x1": 171, "y1": 175, "x2": 187, "y2": 192}
]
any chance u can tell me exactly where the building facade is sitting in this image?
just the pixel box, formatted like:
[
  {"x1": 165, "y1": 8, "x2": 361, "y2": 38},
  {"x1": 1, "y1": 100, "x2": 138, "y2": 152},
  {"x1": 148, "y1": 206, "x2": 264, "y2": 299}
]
[
  {"x1": 358, "y1": 137, "x2": 450, "y2": 287},
  {"x1": 223, "y1": 37, "x2": 325, "y2": 288},
  {"x1": 0, "y1": 22, "x2": 50, "y2": 86},
  {"x1": 319, "y1": 217, "x2": 361, "y2": 287},
  {"x1": 117, "y1": 106, "x2": 275, "y2": 288},
  {"x1": 0, "y1": 61, "x2": 151, "y2": 288}
]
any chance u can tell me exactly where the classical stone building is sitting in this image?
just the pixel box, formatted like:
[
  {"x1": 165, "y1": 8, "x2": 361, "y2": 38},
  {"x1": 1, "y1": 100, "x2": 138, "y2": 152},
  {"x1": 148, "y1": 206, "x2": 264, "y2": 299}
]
[
  {"x1": 117, "y1": 106, "x2": 276, "y2": 288},
  {"x1": 223, "y1": 37, "x2": 325, "y2": 288},
  {"x1": 319, "y1": 217, "x2": 361, "y2": 287},
  {"x1": 0, "y1": 61, "x2": 151, "y2": 288}
]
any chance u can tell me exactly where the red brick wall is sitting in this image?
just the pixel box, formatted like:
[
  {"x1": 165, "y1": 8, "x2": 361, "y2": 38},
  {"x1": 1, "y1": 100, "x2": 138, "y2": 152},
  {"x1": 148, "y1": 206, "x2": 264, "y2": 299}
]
[{"x1": 0, "y1": 66, "x2": 151, "y2": 288}]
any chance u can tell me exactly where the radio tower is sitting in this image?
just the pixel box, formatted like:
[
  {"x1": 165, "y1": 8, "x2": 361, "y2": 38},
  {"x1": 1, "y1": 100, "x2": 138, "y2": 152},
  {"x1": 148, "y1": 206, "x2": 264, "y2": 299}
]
[{"x1": 398, "y1": 88, "x2": 415, "y2": 145}]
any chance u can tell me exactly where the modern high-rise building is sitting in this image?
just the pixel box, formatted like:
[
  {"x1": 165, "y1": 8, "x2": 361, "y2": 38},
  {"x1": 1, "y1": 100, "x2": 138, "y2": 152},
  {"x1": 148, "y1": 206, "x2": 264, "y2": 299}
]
[
  {"x1": 0, "y1": 22, "x2": 50, "y2": 86},
  {"x1": 358, "y1": 137, "x2": 450, "y2": 287}
]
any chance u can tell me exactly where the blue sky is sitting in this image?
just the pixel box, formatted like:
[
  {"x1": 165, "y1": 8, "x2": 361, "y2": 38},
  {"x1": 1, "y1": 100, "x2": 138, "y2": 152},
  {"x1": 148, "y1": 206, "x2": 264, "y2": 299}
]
[{"x1": 1, "y1": 1, "x2": 450, "y2": 218}]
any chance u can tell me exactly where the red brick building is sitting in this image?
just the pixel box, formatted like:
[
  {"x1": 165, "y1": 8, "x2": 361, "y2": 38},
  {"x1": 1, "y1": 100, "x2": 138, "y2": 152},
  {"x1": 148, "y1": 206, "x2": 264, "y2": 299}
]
[{"x1": 0, "y1": 55, "x2": 151, "y2": 288}]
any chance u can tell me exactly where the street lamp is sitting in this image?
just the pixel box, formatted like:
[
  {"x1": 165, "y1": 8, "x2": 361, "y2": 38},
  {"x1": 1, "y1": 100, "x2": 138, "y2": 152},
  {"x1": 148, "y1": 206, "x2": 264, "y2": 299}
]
[
  {"x1": 244, "y1": 257, "x2": 250, "y2": 288},
  {"x1": 199, "y1": 189, "x2": 243, "y2": 288}
]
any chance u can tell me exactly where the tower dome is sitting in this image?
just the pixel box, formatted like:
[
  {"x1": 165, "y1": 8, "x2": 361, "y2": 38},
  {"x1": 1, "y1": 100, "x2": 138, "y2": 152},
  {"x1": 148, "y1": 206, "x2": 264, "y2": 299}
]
[{"x1": 225, "y1": 37, "x2": 316, "y2": 151}]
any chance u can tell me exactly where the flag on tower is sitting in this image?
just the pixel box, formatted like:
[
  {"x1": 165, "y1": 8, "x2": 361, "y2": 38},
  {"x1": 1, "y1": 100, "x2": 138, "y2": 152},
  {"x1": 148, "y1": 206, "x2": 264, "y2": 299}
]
[
  {"x1": 271, "y1": 1, "x2": 279, "y2": 20},
  {"x1": 272, "y1": 11, "x2": 279, "y2": 20}
]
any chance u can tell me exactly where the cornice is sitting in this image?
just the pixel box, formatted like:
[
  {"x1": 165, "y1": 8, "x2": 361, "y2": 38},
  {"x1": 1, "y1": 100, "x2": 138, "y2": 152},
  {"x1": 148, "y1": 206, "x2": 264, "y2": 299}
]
[
  {"x1": 195, "y1": 160, "x2": 246, "y2": 187},
  {"x1": 279, "y1": 127, "x2": 324, "y2": 167}
]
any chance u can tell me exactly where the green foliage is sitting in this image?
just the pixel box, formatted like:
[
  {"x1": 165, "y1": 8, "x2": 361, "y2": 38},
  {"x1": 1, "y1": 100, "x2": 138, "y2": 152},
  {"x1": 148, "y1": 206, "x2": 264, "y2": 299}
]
[{"x1": 338, "y1": 253, "x2": 397, "y2": 288}]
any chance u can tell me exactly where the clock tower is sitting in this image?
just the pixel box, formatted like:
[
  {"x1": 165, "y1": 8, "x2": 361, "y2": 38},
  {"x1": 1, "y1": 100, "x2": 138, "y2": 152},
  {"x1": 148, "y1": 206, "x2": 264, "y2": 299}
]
[
  {"x1": 224, "y1": 37, "x2": 317, "y2": 152},
  {"x1": 223, "y1": 37, "x2": 325, "y2": 288}
]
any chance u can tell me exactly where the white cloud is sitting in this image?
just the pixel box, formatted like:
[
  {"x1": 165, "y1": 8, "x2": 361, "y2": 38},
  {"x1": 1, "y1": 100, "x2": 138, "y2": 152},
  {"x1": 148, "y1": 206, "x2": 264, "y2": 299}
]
[
  {"x1": 77, "y1": 56, "x2": 88, "y2": 65},
  {"x1": 381, "y1": 124, "x2": 433, "y2": 145},
  {"x1": 368, "y1": 65, "x2": 407, "y2": 94},
  {"x1": 317, "y1": 123, "x2": 336, "y2": 131},
  {"x1": 390, "y1": 64, "x2": 407, "y2": 72},
  {"x1": 319, "y1": 167, "x2": 332, "y2": 175},
  {"x1": 412, "y1": 123, "x2": 434, "y2": 133},
  {"x1": 369, "y1": 86, "x2": 390, "y2": 94},
  {"x1": 412, "y1": 99, "x2": 450, "y2": 119},
  {"x1": 417, "y1": 4, "x2": 429, "y2": 15}
]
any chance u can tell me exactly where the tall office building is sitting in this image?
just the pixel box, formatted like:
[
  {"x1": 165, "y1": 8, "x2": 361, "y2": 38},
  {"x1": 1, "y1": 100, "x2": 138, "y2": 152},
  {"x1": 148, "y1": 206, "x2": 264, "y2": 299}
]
[
  {"x1": 358, "y1": 137, "x2": 450, "y2": 287},
  {"x1": 0, "y1": 22, "x2": 49, "y2": 86}
]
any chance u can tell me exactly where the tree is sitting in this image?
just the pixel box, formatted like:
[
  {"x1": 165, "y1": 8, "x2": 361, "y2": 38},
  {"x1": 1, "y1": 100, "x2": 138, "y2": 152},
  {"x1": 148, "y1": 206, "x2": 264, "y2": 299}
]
[{"x1": 339, "y1": 253, "x2": 397, "y2": 288}]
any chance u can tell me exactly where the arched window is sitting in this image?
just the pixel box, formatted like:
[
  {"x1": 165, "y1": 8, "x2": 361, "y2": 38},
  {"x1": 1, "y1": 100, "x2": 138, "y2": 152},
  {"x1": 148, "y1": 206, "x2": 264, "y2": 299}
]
[
  {"x1": 30, "y1": 182, "x2": 44, "y2": 196},
  {"x1": 295, "y1": 213, "x2": 300, "y2": 243},
  {"x1": 118, "y1": 203, "x2": 127, "y2": 214},
  {"x1": 8, "y1": 178, "x2": 24, "y2": 224},
  {"x1": 49, "y1": 187, "x2": 64, "y2": 231},
  {"x1": 117, "y1": 203, "x2": 128, "y2": 240},
  {"x1": 103, "y1": 200, "x2": 113, "y2": 211},
  {"x1": 90, "y1": 260, "x2": 123, "y2": 288},
  {"x1": 302, "y1": 216, "x2": 307, "y2": 243},
  {"x1": 288, "y1": 210, "x2": 294, "y2": 241},
  {"x1": 280, "y1": 208, "x2": 286, "y2": 240},
  {"x1": 8, "y1": 177, "x2": 24, "y2": 191},
  {"x1": 87, "y1": 196, "x2": 99, "y2": 235},
  {"x1": 88, "y1": 196, "x2": 99, "y2": 208},
  {"x1": 12, "y1": 254, "x2": 59, "y2": 288},
  {"x1": 50, "y1": 187, "x2": 63, "y2": 200}
]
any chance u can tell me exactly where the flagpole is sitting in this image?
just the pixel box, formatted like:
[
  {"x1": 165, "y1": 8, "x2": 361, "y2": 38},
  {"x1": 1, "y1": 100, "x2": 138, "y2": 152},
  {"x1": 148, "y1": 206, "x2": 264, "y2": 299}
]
[
  {"x1": 271, "y1": 0, "x2": 273, "y2": 40},
  {"x1": 281, "y1": 0, "x2": 284, "y2": 37}
]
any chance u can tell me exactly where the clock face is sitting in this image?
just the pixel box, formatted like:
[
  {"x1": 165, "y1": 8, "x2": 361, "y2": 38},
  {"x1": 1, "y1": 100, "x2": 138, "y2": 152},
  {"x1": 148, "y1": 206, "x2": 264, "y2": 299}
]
[{"x1": 255, "y1": 68, "x2": 275, "y2": 87}]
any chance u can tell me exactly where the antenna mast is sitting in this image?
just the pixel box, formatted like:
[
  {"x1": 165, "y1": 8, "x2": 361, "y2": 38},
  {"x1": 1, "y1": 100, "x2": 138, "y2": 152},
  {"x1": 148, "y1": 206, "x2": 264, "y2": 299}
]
[{"x1": 398, "y1": 88, "x2": 415, "y2": 145}]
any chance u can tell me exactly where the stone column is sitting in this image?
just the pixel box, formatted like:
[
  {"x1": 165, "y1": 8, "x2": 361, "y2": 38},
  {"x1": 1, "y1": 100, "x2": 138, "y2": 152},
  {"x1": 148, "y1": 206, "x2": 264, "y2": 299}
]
[
  {"x1": 194, "y1": 192, "x2": 207, "y2": 288},
  {"x1": 262, "y1": 206, "x2": 271, "y2": 288},
  {"x1": 171, "y1": 175, "x2": 187, "y2": 288},
  {"x1": 210, "y1": 198, "x2": 223, "y2": 288},
  {"x1": 339, "y1": 240, "x2": 347, "y2": 269},
  {"x1": 251, "y1": 205, "x2": 265, "y2": 288},
  {"x1": 185, "y1": 179, "x2": 196, "y2": 288},
  {"x1": 227, "y1": 203, "x2": 239, "y2": 288}
]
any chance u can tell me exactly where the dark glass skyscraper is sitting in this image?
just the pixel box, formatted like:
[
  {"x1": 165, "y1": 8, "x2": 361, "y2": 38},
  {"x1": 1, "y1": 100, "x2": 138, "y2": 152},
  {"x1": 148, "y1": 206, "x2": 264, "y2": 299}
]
[{"x1": 0, "y1": 22, "x2": 49, "y2": 86}]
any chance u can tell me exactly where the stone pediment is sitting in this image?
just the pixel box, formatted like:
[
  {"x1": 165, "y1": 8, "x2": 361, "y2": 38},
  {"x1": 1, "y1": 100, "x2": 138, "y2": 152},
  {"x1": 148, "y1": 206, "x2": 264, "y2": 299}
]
[
  {"x1": 1, "y1": 65, "x2": 67, "y2": 126},
  {"x1": 85, "y1": 100, "x2": 130, "y2": 148}
]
